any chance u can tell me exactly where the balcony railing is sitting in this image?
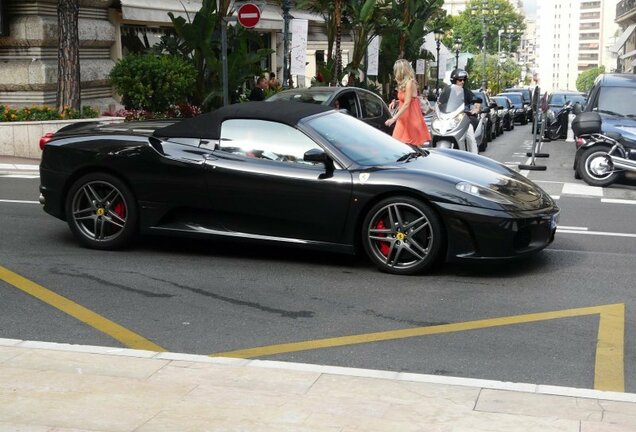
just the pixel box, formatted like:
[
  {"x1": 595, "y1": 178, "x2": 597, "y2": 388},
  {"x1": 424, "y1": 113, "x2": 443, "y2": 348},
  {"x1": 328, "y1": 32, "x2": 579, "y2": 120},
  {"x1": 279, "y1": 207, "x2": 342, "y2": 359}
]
[{"x1": 617, "y1": 0, "x2": 636, "y2": 20}]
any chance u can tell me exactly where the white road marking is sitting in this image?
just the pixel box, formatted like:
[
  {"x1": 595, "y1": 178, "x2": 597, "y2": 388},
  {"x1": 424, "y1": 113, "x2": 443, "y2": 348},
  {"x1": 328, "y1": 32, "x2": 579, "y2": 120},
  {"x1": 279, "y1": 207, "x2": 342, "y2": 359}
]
[
  {"x1": 0, "y1": 199, "x2": 39, "y2": 204},
  {"x1": 601, "y1": 198, "x2": 636, "y2": 205},
  {"x1": 550, "y1": 195, "x2": 560, "y2": 200},
  {"x1": 562, "y1": 182, "x2": 603, "y2": 197},
  {"x1": 557, "y1": 229, "x2": 636, "y2": 239},
  {"x1": 558, "y1": 226, "x2": 588, "y2": 231}
]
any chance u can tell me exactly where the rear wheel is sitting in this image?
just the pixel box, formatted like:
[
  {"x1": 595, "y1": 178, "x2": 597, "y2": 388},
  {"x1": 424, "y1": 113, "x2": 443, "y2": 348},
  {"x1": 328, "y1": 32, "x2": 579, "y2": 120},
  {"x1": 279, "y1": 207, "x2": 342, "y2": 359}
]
[
  {"x1": 576, "y1": 145, "x2": 619, "y2": 187},
  {"x1": 65, "y1": 172, "x2": 138, "y2": 249},
  {"x1": 362, "y1": 197, "x2": 444, "y2": 275}
]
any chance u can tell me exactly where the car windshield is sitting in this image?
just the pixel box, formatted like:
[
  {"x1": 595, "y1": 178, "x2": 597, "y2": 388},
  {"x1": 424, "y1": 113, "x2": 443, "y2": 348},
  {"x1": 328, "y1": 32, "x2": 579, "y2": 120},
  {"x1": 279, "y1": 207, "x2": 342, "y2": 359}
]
[
  {"x1": 597, "y1": 86, "x2": 636, "y2": 117},
  {"x1": 550, "y1": 94, "x2": 585, "y2": 106},
  {"x1": 472, "y1": 92, "x2": 486, "y2": 104},
  {"x1": 507, "y1": 89, "x2": 530, "y2": 101},
  {"x1": 267, "y1": 91, "x2": 330, "y2": 104},
  {"x1": 501, "y1": 94, "x2": 522, "y2": 105},
  {"x1": 492, "y1": 97, "x2": 507, "y2": 107},
  {"x1": 307, "y1": 112, "x2": 414, "y2": 166}
]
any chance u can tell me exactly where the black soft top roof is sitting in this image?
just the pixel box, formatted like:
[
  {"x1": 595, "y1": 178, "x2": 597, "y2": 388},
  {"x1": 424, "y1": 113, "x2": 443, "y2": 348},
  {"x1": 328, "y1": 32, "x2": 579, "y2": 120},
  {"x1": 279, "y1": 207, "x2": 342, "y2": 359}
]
[{"x1": 154, "y1": 101, "x2": 332, "y2": 139}]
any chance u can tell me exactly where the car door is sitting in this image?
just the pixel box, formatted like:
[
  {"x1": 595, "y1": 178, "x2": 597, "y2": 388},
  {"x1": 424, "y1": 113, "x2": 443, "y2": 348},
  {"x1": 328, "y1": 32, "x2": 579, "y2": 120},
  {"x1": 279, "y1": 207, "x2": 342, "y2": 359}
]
[
  {"x1": 202, "y1": 119, "x2": 353, "y2": 244},
  {"x1": 357, "y1": 90, "x2": 392, "y2": 133}
]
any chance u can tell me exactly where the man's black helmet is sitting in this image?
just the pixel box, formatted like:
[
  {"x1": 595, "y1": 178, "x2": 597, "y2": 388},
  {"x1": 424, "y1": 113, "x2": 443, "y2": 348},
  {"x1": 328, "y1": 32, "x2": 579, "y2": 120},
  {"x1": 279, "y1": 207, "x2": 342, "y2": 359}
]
[{"x1": 450, "y1": 68, "x2": 468, "y2": 83}]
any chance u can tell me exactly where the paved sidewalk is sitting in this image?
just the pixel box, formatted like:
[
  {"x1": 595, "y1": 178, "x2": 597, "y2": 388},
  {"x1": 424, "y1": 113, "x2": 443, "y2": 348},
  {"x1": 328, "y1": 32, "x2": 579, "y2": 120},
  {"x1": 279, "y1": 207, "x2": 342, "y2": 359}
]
[{"x1": 1, "y1": 339, "x2": 635, "y2": 432}]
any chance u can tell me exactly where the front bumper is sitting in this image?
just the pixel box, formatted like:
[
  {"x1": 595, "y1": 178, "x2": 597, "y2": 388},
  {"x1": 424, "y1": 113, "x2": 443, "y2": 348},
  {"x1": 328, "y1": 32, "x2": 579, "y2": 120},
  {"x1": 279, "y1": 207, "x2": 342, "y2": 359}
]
[{"x1": 436, "y1": 202, "x2": 559, "y2": 261}]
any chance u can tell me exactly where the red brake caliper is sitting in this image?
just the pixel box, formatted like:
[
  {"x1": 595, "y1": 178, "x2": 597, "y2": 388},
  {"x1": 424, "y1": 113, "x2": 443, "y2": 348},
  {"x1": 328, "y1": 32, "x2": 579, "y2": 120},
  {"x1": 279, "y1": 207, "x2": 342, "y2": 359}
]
[
  {"x1": 113, "y1": 201, "x2": 126, "y2": 219},
  {"x1": 374, "y1": 219, "x2": 390, "y2": 256}
]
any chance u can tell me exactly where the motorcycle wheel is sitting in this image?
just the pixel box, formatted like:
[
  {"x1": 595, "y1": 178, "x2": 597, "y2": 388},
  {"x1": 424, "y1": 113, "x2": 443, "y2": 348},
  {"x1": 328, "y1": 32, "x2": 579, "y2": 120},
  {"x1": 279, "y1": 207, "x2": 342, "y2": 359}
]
[
  {"x1": 577, "y1": 145, "x2": 619, "y2": 187},
  {"x1": 547, "y1": 127, "x2": 561, "y2": 141}
]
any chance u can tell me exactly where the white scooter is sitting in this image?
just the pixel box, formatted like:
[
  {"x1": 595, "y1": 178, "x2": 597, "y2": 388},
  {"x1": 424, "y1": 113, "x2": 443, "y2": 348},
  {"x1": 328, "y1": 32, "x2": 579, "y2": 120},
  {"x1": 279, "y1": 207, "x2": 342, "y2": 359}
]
[{"x1": 430, "y1": 85, "x2": 487, "y2": 153}]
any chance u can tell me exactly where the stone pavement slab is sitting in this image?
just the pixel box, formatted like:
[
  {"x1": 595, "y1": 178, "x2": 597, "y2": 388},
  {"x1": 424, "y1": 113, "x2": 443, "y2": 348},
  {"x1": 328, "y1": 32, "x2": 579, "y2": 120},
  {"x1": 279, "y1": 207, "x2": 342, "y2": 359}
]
[{"x1": 1, "y1": 339, "x2": 636, "y2": 431}]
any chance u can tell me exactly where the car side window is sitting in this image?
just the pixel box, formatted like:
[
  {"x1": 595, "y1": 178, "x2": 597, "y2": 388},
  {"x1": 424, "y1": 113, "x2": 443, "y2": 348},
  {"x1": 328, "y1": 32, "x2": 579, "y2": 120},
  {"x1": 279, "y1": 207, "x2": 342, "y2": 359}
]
[
  {"x1": 336, "y1": 92, "x2": 360, "y2": 118},
  {"x1": 359, "y1": 92, "x2": 383, "y2": 119},
  {"x1": 218, "y1": 119, "x2": 321, "y2": 165}
]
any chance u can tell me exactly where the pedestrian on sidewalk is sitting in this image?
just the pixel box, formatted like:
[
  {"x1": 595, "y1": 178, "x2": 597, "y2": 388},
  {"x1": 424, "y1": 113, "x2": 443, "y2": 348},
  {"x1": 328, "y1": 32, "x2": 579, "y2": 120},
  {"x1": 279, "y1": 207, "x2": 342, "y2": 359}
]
[{"x1": 384, "y1": 59, "x2": 431, "y2": 148}]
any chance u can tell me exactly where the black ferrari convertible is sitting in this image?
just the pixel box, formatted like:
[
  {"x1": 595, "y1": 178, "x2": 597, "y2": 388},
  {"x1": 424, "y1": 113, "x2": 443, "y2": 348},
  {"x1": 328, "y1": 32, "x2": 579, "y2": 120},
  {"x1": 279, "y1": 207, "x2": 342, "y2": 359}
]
[{"x1": 39, "y1": 101, "x2": 559, "y2": 275}]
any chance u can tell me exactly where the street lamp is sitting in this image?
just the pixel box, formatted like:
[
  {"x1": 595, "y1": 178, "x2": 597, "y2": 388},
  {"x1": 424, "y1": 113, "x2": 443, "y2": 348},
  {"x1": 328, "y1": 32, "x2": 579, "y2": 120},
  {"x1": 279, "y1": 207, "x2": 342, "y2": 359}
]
[
  {"x1": 434, "y1": 30, "x2": 443, "y2": 95},
  {"x1": 453, "y1": 36, "x2": 462, "y2": 69},
  {"x1": 497, "y1": 29, "x2": 504, "y2": 93},
  {"x1": 472, "y1": 0, "x2": 499, "y2": 91}
]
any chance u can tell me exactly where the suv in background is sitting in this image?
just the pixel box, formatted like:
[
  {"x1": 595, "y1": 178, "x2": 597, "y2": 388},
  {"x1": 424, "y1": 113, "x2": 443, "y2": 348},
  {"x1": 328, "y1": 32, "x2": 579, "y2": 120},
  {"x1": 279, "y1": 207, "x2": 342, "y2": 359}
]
[
  {"x1": 572, "y1": 73, "x2": 636, "y2": 174},
  {"x1": 504, "y1": 87, "x2": 533, "y2": 121},
  {"x1": 547, "y1": 91, "x2": 586, "y2": 110}
]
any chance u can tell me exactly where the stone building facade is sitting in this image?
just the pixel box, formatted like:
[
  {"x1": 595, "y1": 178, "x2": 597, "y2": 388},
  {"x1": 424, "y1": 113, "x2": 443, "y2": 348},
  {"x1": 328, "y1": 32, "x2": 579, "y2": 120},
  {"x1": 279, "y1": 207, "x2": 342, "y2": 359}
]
[{"x1": 0, "y1": 0, "x2": 347, "y2": 112}]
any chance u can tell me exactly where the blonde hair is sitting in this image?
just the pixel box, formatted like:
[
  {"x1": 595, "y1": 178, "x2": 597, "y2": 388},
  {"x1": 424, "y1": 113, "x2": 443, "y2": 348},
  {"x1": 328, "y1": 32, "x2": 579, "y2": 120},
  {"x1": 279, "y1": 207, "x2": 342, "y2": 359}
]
[{"x1": 393, "y1": 59, "x2": 415, "y2": 90}]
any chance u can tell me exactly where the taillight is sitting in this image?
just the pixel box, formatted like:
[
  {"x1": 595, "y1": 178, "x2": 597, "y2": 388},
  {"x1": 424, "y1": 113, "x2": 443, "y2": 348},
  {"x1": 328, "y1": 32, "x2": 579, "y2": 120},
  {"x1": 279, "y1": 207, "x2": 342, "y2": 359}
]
[
  {"x1": 39, "y1": 132, "x2": 54, "y2": 150},
  {"x1": 575, "y1": 137, "x2": 585, "y2": 148}
]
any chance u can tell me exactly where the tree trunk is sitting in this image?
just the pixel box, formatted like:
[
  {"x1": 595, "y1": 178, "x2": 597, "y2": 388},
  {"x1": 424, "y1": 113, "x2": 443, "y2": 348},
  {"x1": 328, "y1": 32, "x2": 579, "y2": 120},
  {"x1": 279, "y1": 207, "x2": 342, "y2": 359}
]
[
  {"x1": 57, "y1": 0, "x2": 81, "y2": 112},
  {"x1": 332, "y1": 0, "x2": 342, "y2": 86}
]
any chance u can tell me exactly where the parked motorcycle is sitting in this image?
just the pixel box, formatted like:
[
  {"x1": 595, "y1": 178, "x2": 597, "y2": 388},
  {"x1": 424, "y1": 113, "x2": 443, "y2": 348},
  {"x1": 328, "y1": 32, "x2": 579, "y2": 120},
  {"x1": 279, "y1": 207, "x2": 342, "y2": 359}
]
[
  {"x1": 573, "y1": 111, "x2": 636, "y2": 187},
  {"x1": 543, "y1": 101, "x2": 574, "y2": 141},
  {"x1": 430, "y1": 85, "x2": 486, "y2": 153}
]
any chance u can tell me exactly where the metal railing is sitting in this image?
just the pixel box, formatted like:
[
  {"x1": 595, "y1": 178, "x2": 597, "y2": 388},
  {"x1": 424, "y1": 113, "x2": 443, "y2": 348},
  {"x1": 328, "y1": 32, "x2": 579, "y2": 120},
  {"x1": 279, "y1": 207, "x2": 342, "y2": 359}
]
[{"x1": 617, "y1": 0, "x2": 636, "y2": 20}]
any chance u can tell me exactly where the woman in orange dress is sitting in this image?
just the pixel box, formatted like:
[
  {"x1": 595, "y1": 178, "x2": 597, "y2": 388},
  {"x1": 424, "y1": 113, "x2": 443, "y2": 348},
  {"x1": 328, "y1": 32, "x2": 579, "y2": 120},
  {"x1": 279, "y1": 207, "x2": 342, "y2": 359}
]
[{"x1": 384, "y1": 59, "x2": 431, "y2": 147}]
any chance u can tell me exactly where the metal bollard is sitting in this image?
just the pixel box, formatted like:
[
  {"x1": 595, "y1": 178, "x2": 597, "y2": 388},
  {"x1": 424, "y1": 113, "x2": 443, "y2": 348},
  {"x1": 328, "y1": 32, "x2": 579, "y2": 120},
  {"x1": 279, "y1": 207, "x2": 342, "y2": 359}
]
[{"x1": 566, "y1": 113, "x2": 575, "y2": 142}]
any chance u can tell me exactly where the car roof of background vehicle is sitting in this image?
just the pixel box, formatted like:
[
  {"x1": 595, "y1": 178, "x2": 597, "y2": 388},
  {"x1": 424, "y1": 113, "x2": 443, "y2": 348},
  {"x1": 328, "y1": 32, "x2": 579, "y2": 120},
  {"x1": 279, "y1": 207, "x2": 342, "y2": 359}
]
[
  {"x1": 594, "y1": 73, "x2": 636, "y2": 87},
  {"x1": 154, "y1": 101, "x2": 333, "y2": 139}
]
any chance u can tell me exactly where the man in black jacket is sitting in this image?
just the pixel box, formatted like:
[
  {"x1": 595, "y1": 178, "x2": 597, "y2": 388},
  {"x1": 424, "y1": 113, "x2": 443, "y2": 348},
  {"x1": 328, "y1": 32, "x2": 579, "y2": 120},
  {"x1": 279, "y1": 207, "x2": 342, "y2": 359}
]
[
  {"x1": 438, "y1": 69, "x2": 480, "y2": 153},
  {"x1": 249, "y1": 77, "x2": 268, "y2": 101}
]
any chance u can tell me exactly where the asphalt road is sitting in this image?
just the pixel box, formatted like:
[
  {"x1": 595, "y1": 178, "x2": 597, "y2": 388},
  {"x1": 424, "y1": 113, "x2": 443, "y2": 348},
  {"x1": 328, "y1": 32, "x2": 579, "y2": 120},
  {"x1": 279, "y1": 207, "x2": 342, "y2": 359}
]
[{"x1": 1, "y1": 122, "x2": 635, "y2": 392}]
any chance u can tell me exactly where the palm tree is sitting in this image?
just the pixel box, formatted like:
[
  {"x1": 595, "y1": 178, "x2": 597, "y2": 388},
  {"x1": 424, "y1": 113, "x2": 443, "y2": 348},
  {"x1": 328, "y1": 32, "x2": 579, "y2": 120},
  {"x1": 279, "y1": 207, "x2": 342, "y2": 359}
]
[{"x1": 57, "y1": 0, "x2": 81, "y2": 111}]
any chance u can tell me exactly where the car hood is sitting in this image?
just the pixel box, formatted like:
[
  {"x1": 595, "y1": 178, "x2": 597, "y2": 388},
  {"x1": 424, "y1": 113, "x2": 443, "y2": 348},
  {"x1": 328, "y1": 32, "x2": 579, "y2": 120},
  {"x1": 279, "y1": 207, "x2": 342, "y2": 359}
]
[
  {"x1": 599, "y1": 113, "x2": 636, "y2": 147},
  {"x1": 379, "y1": 149, "x2": 553, "y2": 210}
]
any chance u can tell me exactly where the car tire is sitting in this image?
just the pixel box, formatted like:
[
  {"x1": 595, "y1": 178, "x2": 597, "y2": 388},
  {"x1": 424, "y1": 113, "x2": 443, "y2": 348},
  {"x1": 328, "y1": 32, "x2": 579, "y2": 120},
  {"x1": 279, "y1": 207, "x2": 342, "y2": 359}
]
[
  {"x1": 65, "y1": 172, "x2": 138, "y2": 250},
  {"x1": 362, "y1": 196, "x2": 444, "y2": 275},
  {"x1": 576, "y1": 145, "x2": 619, "y2": 187}
]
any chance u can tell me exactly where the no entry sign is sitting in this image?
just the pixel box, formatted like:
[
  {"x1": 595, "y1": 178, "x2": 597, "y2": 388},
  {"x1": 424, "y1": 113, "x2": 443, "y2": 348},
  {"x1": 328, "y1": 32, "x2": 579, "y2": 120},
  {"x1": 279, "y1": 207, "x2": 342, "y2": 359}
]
[{"x1": 237, "y1": 3, "x2": 260, "y2": 28}]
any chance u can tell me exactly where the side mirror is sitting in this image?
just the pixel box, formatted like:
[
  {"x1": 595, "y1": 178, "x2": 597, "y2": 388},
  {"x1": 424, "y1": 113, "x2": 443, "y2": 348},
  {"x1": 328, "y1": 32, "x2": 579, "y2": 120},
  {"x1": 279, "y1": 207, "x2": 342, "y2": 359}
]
[
  {"x1": 481, "y1": 106, "x2": 490, "y2": 114},
  {"x1": 304, "y1": 148, "x2": 328, "y2": 163},
  {"x1": 489, "y1": 101, "x2": 498, "y2": 109},
  {"x1": 572, "y1": 102, "x2": 583, "y2": 115}
]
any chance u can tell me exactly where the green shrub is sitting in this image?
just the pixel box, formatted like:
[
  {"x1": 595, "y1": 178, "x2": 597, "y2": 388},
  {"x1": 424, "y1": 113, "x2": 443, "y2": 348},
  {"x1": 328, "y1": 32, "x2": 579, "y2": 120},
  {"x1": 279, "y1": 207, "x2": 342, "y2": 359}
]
[{"x1": 109, "y1": 54, "x2": 197, "y2": 112}]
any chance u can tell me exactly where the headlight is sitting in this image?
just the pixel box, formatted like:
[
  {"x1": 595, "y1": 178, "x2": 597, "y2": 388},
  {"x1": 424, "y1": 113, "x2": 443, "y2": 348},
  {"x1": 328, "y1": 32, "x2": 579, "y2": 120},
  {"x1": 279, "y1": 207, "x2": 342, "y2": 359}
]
[
  {"x1": 456, "y1": 181, "x2": 516, "y2": 205},
  {"x1": 432, "y1": 113, "x2": 464, "y2": 134}
]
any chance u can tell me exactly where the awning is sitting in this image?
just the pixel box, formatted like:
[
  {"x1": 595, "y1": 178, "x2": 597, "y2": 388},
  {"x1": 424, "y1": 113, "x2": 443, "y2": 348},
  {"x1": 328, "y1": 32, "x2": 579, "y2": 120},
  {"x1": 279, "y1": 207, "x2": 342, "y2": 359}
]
[
  {"x1": 611, "y1": 23, "x2": 636, "y2": 53},
  {"x1": 120, "y1": 0, "x2": 202, "y2": 24}
]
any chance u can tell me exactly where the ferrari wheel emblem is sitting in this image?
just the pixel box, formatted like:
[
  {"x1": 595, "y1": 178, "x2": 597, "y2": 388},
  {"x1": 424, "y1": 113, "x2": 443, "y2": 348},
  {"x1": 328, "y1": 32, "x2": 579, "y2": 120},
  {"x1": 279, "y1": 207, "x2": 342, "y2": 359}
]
[
  {"x1": 396, "y1": 232, "x2": 406, "y2": 241},
  {"x1": 96, "y1": 208, "x2": 105, "y2": 216}
]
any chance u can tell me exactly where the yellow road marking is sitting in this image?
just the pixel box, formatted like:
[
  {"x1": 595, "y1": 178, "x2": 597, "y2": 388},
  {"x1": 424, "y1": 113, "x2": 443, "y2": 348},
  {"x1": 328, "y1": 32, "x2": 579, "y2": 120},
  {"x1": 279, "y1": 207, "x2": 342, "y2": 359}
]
[
  {"x1": 212, "y1": 303, "x2": 625, "y2": 392},
  {"x1": 0, "y1": 266, "x2": 165, "y2": 352}
]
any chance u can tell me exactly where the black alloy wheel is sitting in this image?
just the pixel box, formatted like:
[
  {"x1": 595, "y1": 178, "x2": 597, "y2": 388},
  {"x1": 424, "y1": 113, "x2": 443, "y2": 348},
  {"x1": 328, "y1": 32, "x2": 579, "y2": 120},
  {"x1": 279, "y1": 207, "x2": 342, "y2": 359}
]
[
  {"x1": 65, "y1": 172, "x2": 138, "y2": 249},
  {"x1": 362, "y1": 196, "x2": 444, "y2": 275},
  {"x1": 577, "y1": 145, "x2": 619, "y2": 187}
]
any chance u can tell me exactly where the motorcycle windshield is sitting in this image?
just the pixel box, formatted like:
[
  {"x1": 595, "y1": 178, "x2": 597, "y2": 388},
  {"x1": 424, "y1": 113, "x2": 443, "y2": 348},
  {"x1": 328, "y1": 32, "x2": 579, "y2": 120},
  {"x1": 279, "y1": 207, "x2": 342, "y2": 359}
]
[{"x1": 438, "y1": 85, "x2": 465, "y2": 114}]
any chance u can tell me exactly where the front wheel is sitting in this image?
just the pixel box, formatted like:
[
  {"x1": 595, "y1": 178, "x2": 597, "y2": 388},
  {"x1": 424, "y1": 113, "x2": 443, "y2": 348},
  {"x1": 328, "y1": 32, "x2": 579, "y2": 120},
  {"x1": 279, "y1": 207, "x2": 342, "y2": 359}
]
[
  {"x1": 576, "y1": 145, "x2": 619, "y2": 187},
  {"x1": 65, "y1": 172, "x2": 138, "y2": 249},
  {"x1": 362, "y1": 197, "x2": 444, "y2": 275}
]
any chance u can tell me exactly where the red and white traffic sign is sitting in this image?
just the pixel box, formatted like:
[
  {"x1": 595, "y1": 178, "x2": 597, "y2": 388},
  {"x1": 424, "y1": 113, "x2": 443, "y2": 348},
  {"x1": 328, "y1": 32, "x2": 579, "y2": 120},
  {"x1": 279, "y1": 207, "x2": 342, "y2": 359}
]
[{"x1": 237, "y1": 3, "x2": 260, "y2": 28}]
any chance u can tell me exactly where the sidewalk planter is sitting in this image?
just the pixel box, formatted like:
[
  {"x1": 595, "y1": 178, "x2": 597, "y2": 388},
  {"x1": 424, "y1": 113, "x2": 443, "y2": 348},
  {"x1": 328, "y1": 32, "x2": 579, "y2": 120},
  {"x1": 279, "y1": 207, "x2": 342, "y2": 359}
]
[{"x1": 0, "y1": 117, "x2": 125, "y2": 159}]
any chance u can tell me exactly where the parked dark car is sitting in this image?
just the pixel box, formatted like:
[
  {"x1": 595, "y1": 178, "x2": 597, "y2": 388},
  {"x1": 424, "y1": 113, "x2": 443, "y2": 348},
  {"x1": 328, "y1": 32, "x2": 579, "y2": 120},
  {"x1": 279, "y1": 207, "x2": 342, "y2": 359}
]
[
  {"x1": 267, "y1": 86, "x2": 392, "y2": 134},
  {"x1": 39, "y1": 101, "x2": 559, "y2": 275},
  {"x1": 491, "y1": 96, "x2": 515, "y2": 132},
  {"x1": 547, "y1": 91, "x2": 586, "y2": 110},
  {"x1": 504, "y1": 87, "x2": 533, "y2": 121},
  {"x1": 572, "y1": 73, "x2": 636, "y2": 179},
  {"x1": 497, "y1": 92, "x2": 530, "y2": 125},
  {"x1": 472, "y1": 90, "x2": 499, "y2": 141}
]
